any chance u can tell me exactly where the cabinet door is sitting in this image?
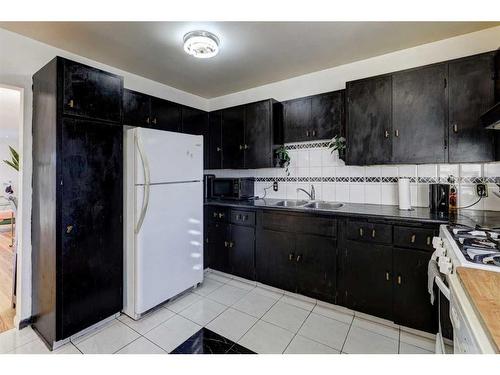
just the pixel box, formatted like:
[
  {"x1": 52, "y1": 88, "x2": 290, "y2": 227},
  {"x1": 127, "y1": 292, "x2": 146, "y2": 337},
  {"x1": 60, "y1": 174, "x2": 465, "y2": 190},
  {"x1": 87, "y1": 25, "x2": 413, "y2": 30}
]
[
  {"x1": 283, "y1": 97, "x2": 312, "y2": 143},
  {"x1": 63, "y1": 60, "x2": 123, "y2": 123},
  {"x1": 346, "y1": 76, "x2": 392, "y2": 165},
  {"x1": 221, "y1": 106, "x2": 245, "y2": 169},
  {"x1": 60, "y1": 118, "x2": 123, "y2": 339},
  {"x1": 245, "y1": 100, "x2": 272, "y2": 168},
  {"x1": 229, "y1": 225, "x2": 255, "y2": 280},
  {"x1": 448, "y1": 53, "x2": 495, "y2": 163},
  {"x1": 344, "y1": 241, "x2": 393, "y2": 320},
  {"x1": 256, "y1": 229, "x2": 296, "y2": 293},
  {"x1": 393, "y1": 248, "x2": 437, "y2": 333},
  {"x1": 295, "y1": 234, "x2": 336, "y2": 303},
  {"x1": 392, "y1": 64, "x2": 447, "y2": 163},
  {"x1": 207, "y1": 222, "x2": 230, "y2": 273},
  {"x1": 182, "y1": 106, "x2": 209, "y2": 169},
  {"x1": 311, "y1": 91, "x2": 344, "y2": 140},
  {"x1": 150, "y1": 97, "x2": 182, "y2": 132},
  {"x1": 208, "y1": 111, "x2": 223, "y2": 169},
  {"x1": 123, "y1": 89, "x2": 150, "y2": 127}
]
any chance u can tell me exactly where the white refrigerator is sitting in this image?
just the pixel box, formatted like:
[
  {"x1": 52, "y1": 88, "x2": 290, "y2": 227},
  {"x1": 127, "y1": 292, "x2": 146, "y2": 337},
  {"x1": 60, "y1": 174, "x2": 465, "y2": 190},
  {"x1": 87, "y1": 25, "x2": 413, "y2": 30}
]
[{"x1": 123, "y1": 127, "x2": 204, "y2": 319}]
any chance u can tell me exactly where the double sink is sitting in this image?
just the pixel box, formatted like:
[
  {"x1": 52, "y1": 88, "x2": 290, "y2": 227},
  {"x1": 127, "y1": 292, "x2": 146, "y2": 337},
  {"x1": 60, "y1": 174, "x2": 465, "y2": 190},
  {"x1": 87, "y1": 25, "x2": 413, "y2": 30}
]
[{"x1": 273, "y1": 200, "x2": 344, "y2": 211}]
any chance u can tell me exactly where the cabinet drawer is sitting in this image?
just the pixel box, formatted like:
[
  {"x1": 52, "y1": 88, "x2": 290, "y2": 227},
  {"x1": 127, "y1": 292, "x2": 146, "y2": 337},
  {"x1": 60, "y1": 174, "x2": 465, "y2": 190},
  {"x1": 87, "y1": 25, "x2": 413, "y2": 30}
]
[
  {"x1": 230, "y1": 210, "x2": 256, "y2": 226},
  {"x1": 294, "y1": 216, "x2": 337, "y2": 237},
  {"x1": 346, "y1": 220, "x2": 392, "y2": 244},
  {"x1": 262, "y1": 212, "x2": 336, "y2": 237},
  {"x1": 394, "y1": 226, "x2": 435, "y2": 251},
  {"x1": 207, "y1": 206, "x2": 229, "y2": 222}
]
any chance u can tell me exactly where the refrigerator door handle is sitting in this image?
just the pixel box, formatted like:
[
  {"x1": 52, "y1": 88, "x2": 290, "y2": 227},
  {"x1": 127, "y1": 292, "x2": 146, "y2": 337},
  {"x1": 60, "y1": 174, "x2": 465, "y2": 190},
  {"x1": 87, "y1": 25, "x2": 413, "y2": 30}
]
[{"x1": 135, "y1": 132, "x2": 151, "y2": 233}]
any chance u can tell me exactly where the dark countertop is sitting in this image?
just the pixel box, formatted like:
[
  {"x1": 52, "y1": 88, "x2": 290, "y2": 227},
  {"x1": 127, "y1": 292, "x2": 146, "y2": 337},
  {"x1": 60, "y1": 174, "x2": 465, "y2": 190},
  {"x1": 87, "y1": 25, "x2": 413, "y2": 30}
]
[{"x1": 205, "y1": 198, "x2": 500, "y2": 227}]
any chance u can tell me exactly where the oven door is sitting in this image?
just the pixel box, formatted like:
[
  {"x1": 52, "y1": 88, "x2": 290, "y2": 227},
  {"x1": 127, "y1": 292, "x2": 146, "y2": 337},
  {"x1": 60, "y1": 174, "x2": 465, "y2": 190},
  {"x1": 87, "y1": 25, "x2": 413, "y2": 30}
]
[{"x1": 435, "y1": 276, "x2": 453, "y2": 353}]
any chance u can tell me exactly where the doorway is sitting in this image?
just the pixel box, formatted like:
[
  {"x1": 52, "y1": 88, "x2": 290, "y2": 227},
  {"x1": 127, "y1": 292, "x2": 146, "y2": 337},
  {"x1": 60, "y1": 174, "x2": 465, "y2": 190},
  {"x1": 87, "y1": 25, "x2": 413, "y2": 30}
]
[{"x1": 0, "y1": 85, "x2": 22, "y2": 333}]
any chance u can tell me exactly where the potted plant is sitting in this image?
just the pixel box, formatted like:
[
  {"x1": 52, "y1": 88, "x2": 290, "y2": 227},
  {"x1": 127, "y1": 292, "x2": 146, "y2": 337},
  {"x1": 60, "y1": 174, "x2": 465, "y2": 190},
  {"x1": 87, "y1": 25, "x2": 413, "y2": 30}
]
[
  {"x1": 275, "y1": 145, "x2": 291, "y2": 176},
  {"x1": 327, "y1": 135, "x2": 346, "y2": 161},
  {"x1": 3, "y1": 146, "x2": 19, "y2": 172}
]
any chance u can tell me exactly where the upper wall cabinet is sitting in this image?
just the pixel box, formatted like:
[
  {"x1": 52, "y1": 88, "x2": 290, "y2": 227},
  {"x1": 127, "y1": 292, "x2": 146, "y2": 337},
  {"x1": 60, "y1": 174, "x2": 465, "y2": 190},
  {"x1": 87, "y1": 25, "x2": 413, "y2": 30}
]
[
  {"x1": 346, "y1": 76, "x2": 392, "y2": 165},
  {"x1": 62, "y1": 59, "x2": 123, "y2": 124},
  {"x1": 283, "y1": 90, "x2": 344, "y2": 143},
  {"x1": 209, "y1": 99, "x2": 283, "y2": 170},
  {"x1": 448, "y1": 52, "x2": 496, "y2": 163},
  {"x1": 123, "y1": 89, "x2": 182, "y2": 131},
  {"x1": 392, "y1": 63, "x2": 447, "y2": 164},
  {"x1": 346, "y1": 51, "x2": 499, "y2": 165}
]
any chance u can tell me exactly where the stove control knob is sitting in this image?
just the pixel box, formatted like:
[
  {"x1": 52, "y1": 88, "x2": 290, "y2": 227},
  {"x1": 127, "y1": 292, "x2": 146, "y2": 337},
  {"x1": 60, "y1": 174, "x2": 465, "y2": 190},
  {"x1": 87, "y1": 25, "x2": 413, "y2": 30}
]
[
  {"x1": 432, "y1": 236, "x2": 443, "y2": 249},
  {"x1": 438, "y1": 259, "x2": 452, "y2": 274}
]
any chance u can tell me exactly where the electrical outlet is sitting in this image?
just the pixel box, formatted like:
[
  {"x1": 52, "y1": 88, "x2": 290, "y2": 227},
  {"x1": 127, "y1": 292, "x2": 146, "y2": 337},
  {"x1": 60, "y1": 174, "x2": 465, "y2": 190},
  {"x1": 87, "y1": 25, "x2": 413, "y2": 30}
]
[
  {"x1": 273, "y1": 181, "x2": 278, "y2": 192},
  {"x1": 476, "y1": 183, "x2": 488, "y2": 198}
]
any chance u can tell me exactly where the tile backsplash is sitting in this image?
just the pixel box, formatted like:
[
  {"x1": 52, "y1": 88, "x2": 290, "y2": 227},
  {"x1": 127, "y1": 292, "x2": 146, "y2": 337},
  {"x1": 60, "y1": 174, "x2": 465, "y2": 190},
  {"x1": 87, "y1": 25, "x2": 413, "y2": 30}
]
[{"x1": 205, "y1": 140, "x2": 500, "y2": 211}]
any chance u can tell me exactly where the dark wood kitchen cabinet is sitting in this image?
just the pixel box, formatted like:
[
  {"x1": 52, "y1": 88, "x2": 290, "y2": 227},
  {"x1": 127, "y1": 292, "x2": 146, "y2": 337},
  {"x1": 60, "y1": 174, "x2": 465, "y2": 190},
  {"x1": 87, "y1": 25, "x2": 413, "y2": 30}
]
[
  {"x1": 123, "y1": 89, "x2": 182, "y2": 132},
  {"x1": 221, "y1": 105, "x2": 245, "y2": 169},
  {"x1": 283, "y1": 90, "x2": 344, "y2": 143},
  {"x1": 256, "y1": 211, "x2": 337, "y2": 302},
  {"x1": 448, "y1": 52, "x2": 496, "y2": 163},
  {"x1": 392, "y1": 64, "x2": 447, "y2": 163},
  {"x1": 207, "y1": 221, "x2": 230, "y2": 273},
  {"x1": 32, "y1": 57, "x2": 124, "y2": 348},
  {"x1": 181, "y1": 106, "x2": 209, "y2": 169},
  {"x1": 62, "y1": 59, "x2": 123, "y2": 124},
  {"x1": 346, "y1": 76, "x2": 392, "y2": 165},
  {"x1": 343, "y1": 240, "x2": 393, "y2": 321},
  {"x1": 228, "y1": 224, "x2": 255, "y2": 280},
  {"x1": 208, "y1": 110, "x2": 223, "y2": 169},
  {"x1": 244, "y1": 100, "x2": 277, "y2": 169},
  {"x1": 123, "y1": 89, "x2": 150, "y2": 127},
  {"x1": 393, "y1": 247, "x2": 437, "y2": 333}
]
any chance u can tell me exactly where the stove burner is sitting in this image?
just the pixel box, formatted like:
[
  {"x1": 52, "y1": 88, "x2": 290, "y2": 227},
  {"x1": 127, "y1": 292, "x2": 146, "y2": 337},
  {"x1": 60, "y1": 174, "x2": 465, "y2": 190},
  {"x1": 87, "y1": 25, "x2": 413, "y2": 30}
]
[{"x1": 447, "y1": 225, "x2": 500, "y2": 267}]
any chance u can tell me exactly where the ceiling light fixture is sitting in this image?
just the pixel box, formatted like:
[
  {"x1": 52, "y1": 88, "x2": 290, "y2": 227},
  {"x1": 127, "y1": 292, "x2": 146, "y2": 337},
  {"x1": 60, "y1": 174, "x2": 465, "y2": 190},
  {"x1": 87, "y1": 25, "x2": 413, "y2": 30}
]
[{"x1": 183, "y1": 30, "x2": 220, "y2": 59}]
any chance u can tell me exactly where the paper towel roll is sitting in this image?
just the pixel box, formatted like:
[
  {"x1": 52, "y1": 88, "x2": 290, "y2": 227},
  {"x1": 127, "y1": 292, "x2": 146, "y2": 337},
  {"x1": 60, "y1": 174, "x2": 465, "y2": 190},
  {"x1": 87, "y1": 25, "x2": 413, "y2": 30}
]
[{"x1": 398, "y1": 178, "x2": 411, "y2": 210}]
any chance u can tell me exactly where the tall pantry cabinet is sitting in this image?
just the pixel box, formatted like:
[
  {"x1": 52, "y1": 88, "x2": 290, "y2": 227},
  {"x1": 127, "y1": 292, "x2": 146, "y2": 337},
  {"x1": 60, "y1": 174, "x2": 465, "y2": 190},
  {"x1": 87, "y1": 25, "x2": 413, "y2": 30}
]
[{"x1": 32, "y1": 57, "x2": 124, "y2": 348}]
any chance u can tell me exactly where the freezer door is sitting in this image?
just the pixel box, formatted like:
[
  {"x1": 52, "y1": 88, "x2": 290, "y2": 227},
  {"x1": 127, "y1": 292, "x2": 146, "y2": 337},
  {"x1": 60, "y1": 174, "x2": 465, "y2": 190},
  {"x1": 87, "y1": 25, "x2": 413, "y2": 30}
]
[
  {"x1": 135, "y1": 181, "x2": 203, "y2": 314},
  {"x1": 134, "y1": 127, "x2": 203, "y2": 185}
]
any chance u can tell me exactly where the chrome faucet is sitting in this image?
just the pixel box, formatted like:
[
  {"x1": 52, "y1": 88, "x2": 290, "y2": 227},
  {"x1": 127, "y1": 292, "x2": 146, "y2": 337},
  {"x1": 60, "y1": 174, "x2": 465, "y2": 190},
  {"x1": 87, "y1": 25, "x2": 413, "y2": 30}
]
[{"x1": 297, "y1": 185, "x2": 315, "y2": 201}]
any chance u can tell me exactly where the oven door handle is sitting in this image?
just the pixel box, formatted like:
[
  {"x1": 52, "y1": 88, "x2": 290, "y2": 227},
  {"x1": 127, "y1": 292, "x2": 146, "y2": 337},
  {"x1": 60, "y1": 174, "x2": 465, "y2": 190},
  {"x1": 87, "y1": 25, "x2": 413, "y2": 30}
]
[{"x1": 435, "y1": 276, "x2": 450, "y2": 301}]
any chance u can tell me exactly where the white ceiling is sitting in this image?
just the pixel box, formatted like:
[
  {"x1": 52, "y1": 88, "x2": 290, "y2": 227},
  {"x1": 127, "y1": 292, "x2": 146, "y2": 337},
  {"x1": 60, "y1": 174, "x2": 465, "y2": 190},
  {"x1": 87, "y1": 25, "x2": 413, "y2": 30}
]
[{"x1": 1, "y1": 22, "x2": 498, "y2": 98}]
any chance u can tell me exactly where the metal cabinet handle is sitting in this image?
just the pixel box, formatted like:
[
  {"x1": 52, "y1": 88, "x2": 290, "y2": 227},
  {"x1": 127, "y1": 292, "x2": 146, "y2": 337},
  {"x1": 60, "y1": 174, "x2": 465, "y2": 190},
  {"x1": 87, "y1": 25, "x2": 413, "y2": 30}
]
[
  {"x1": 372, "y1": 229, "x2": 376, "y2": 238},
  {"x1": 244, "y1": 144, "x2": 249, "y2": 150},
  {"x1": 395, "y1": 129, "x2": 399, "y2": 137},
  {"x1": 426, "y1": 236, "x2": 431, "y2": 246},
  {"x1": 229, "y1": 241, "x2": 234, "y2": 248},
  {"x1": 288, "y1": 253, "x2": 295, "y2": 261},
  {"x1": 296, "y1": 254, "x2": 302, "y2": 263},
  {"x1": 452, "y1": 124, "x2": 458, "y2": 133},
  {"x1": 410, "y1": 234, "x2": 416, "y2": 243},
  {"x1": 68, "y1": 99, "x2": 74, "y2": 108},
  {"x1": 212, "y1": 212, "x2": 218, "y2": 218},
  {"x1": 66, "y1": 225, "x2": 74, "y2": 234},
  {"x1": 216, "y1": 147, "x2": 222, "y2": 152},
  {"x1": 359, "y1": 228, "x2": 364, "y2": 237},
  {"x1": 312, "y1": 130, "x2": 316, "y2": 137},
  {"x1": 306, "y1": 130, "x2": 310, "y2": 137},
  {"x1": 397, "y1": 275, "x2": 402, "y2": 285},
  {"x1": 384, "y1": 130, "x2": 389, "y2": 138},
  {"x1": 239, "y1": 145, "x2": 244, "y2": 150},
  {"x1": 385, "y1": 272, "x2": 390, "y2": 281},
  {"x1": 152, "y1": 118, "x2": 157, "y2": 125},
  {"x1": 224, "y1": 241, "x2": 229, "y2": 248},
  {"x1": 146, "y1": 117, "x2": 150, "y2": 124},
  {"x1": 218, "y1": 212, "x2": 225, "y2": 219}
]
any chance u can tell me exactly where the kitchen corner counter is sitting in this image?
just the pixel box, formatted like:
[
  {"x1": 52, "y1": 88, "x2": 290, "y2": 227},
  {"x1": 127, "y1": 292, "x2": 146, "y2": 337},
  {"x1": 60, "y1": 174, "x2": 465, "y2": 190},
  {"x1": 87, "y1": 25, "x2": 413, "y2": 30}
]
[
  {"x1": 205, "y1": 198, "x2": 500, "y2": 227},
  {"x1": 456, "y1": 267, "x2": 500, "y2": 353}
]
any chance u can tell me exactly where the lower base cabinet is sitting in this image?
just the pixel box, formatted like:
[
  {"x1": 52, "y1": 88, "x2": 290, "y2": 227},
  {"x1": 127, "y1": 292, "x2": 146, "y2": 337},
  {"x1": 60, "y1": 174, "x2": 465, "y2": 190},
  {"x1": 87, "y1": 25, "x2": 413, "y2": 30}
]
[
  {"x1": 393, "y1": 247, "x2": 437, "y2": 333},
  {"x1": 256, "y1": 227, "x2": 336, "y2": 303},
  {"x1": 343, "y1": 240, "x2": 393, "y2": 321}
]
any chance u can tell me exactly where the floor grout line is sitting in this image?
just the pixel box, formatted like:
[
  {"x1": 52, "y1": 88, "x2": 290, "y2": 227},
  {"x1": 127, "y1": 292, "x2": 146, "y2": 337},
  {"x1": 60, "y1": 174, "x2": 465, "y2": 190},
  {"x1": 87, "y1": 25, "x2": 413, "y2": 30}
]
[
  {"x1": 281, "y1": 301, "x2": 316, "y2": 354},
  {"x1": 339, "y1": 314, "x2": 355, "y2": 354}
]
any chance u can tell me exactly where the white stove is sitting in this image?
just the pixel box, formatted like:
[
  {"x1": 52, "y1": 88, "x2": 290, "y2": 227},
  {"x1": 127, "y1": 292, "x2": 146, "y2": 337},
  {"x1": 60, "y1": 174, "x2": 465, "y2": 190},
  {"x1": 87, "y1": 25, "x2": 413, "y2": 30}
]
[{"x1": 431, "y1": 224, "x2": 499, "y2": 354}]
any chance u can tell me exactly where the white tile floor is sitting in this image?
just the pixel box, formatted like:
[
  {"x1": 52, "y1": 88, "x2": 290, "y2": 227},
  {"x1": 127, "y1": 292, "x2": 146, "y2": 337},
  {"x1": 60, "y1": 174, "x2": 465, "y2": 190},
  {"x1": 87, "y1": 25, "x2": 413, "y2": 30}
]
[{"x1": 0, "y1": 269, "x2": 449, "y2": 354}]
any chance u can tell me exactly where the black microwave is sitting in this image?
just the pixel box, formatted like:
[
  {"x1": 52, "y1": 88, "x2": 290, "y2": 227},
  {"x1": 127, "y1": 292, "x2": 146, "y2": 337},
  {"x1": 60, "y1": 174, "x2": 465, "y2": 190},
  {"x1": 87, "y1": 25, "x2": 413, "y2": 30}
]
[{"x1": 209, "y1": 177, "x2": 255, "y2": 200}]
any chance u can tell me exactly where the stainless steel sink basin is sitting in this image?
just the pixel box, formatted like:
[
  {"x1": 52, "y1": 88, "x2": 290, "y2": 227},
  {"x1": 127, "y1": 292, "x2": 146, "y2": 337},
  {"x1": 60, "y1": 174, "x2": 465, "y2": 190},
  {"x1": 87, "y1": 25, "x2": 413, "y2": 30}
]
[
  {"x1": 274, "y1": 200, "x2": 308, "y2": 207},
  {"x1": 304, "y1": 201, "x2": 344, "y2": 210}
]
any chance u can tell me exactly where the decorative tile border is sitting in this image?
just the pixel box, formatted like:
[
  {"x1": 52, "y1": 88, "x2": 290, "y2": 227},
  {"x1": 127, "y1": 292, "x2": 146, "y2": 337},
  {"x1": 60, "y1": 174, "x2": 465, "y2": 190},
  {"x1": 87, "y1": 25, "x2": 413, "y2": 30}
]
[
  {"x1": 284, "y1": 141, "x2": 330, "y2": 150},
  {"x1": 254, "y1": 176, "x2": 500, "y2": 184}
]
